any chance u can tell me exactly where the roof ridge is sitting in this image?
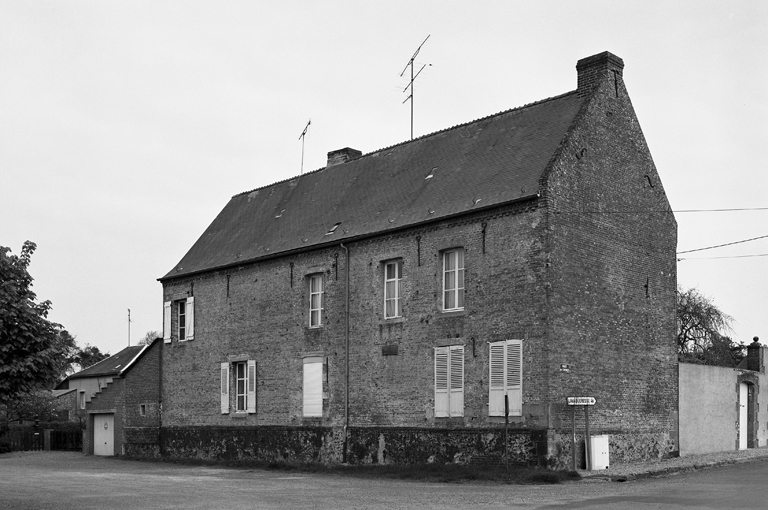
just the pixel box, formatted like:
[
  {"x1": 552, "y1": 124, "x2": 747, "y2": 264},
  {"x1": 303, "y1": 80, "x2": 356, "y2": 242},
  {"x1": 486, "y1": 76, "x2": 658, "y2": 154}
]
[{"x1": 232, "y1": 89, "x2": 580, "y2": 199}]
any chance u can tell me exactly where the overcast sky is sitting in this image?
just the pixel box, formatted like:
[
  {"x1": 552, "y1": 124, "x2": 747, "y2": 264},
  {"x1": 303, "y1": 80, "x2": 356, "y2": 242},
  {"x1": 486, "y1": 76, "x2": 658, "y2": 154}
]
[{"x1": 2, "y1": 1, "x2": 766, "y2": 357}]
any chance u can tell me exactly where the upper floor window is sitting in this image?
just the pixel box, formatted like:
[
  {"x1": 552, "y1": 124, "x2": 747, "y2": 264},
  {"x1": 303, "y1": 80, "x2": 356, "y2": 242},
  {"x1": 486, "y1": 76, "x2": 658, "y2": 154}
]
[
  {"x1": 163, "y1": 297, "x2": 194, "y2": 342},
  {"x1": 442, "y1": 249, "x2": 465, "y2": 311},
  {"x1": 178, "y1": 301, "x2": 186, "y2": 339},
  {"x1": 384, "y1": 260, "x2": 402, "y2": 319},
  {"x1": 309, "y1": 275, "x2": 324, "y2": 328}
]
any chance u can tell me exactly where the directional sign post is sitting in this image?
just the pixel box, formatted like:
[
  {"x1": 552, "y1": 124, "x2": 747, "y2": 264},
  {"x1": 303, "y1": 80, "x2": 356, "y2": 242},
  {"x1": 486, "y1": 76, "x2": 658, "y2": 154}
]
[{"x1": 566, "y1": 397, "x2": 597, "y2": 471}]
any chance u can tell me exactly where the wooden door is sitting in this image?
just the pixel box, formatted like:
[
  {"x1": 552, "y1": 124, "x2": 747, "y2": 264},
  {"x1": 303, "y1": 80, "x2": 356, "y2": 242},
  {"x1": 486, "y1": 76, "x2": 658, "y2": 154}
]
[{"x1": 93, "y1": 414, "x2": 114, "y2": 456}]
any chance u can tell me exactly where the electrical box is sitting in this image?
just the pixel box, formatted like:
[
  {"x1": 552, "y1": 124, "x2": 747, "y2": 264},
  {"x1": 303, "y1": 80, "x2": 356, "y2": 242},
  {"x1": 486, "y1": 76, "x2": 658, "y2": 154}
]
[{"x1": 590, "y1": 435, "x2": 610, "y2": 470}]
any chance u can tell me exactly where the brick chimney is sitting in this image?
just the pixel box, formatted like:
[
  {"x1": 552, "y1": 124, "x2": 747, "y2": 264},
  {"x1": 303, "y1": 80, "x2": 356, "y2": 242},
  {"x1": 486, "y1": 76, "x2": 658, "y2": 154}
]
[
  {"x1": 576, "y1": 51, "x2": 624, "y2": 96},
  {"x1": 327, "y1": 147, "x2": 362, "y2": 167},
  {"x1": 746, "y1": 336, "x2": 762, "y2": 372}
]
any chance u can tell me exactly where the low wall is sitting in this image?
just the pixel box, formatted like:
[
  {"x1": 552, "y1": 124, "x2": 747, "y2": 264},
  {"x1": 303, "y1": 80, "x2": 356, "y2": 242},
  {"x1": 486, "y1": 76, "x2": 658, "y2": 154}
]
[
  {"x1": 679, "y1": 363, "x2": 737, "y2": 455},
  {"x1": 159, "y1": 426, "x2": 547, "y2": 466}
]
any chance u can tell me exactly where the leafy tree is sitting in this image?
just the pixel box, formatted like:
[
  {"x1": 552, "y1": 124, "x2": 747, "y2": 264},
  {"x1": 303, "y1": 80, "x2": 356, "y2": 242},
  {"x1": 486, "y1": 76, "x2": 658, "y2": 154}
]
[
  {"x1": 0, "y1": 390, "x2": 63, "y2": 430},
  {"x1": 0, "y1": 242, "x2": 69, "y2": 404},
  {"x1": 677, "y1": 287, "x2": 745, "y2": 366},
  {"x1": 138, "y1": 331, "x2": 162, "y2": 345},
  {"x1": 71, "y1": 343, "x2": 109, "y2": 372}
]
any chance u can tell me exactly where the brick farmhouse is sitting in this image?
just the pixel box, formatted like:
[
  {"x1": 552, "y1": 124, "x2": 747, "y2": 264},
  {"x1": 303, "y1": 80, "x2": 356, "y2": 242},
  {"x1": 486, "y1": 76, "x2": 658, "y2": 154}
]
[{"x1": 156, "y1": 51, "x2": 678, "y2": 467}]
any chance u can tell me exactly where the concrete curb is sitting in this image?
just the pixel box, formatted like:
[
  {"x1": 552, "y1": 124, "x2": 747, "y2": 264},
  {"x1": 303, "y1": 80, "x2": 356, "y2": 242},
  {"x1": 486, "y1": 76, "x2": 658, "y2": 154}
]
[{"x1": 581, "y1": 454, "x2": 768, "y2": 482}]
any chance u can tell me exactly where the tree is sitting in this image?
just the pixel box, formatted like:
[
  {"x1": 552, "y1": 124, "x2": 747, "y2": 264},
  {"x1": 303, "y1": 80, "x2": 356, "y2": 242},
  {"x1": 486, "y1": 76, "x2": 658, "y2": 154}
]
[
  {"x1": 0, "y1": 390, "x2": 63, "y2": 430},
  {"x1": 0, "y1": 242, "x2": 69, "y2": 404},
  {"x1": 71, "y1": 343, "x2": 109, "y2": 372},
  {"x1": 138, "y1": 331, "x2": 162, "y2": 345},
  {"x1": 677, "y1": 286, "x2": 745, "y2": 366}
]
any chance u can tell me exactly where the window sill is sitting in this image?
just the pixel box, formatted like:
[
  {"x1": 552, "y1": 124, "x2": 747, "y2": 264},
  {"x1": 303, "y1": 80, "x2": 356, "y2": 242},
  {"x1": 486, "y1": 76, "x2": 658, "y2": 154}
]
[
  {"x1": 231, "y1": 412, "x2": 248, "y2": 419},
  {"x1": 438, "y1": 309, "x2": 466, "y2": 318},
  {"x1": 381, "y1": 316, "x2": 405, "y2": 325}
]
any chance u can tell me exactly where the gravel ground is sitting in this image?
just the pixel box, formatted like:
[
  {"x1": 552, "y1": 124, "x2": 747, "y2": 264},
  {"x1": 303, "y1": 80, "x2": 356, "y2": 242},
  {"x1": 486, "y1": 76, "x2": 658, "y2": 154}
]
[{"x1": 580, "y1": 447, "x2": 768, "y2": 481}]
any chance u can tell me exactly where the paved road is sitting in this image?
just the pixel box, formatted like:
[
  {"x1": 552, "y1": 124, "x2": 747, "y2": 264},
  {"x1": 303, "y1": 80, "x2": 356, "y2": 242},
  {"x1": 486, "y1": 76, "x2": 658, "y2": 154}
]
[{"x1": 2, "y1": 452, "x2": 768, "y2": 509}]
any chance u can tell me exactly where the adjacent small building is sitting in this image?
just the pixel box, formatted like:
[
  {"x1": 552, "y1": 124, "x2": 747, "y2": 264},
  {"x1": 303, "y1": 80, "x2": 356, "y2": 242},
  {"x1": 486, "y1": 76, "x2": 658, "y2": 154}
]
[
  {"x1": 57, "y1": 342, "x2": 161, "y2": 456},
  {"x1": 156, "y1": 51, "x2": 678, "y2": 467}
]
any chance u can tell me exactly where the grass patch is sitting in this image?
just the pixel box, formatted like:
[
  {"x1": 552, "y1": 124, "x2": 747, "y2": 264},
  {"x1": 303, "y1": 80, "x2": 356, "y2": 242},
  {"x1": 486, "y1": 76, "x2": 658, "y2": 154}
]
[{"x1": 122, "y1": 455, "x2": 579, "y2": 484}]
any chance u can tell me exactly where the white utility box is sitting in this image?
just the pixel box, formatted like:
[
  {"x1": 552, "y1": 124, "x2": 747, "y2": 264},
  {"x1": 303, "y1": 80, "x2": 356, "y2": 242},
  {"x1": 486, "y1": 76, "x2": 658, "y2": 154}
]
[{"x1": 589, "y1": 435, "x2": 610, "y2": 470}]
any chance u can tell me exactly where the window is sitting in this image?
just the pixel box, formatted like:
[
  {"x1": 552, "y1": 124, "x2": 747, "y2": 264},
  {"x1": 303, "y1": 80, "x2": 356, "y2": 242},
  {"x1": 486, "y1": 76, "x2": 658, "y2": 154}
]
[
  {"x1": 163, "y1": 297, "x2": 194, "y2": 342},
  {"x1": 235, "y1": 362, "x2": 247, "y2": 412},
  {"x1": 303, "y1": 357, "x2": 323, "y2": 417},
  {"x1": 220, "y1": 360, "x2": 256, "y2": 414},
  {"x1": 79, "y1": 391, "x2": 86, "y2": 410},
  {"x1": 139, "y1": 404, "x2": 146, "y2": 417},
  {"x1": 434, "y1": 345, "x2": 464, "y2": 417},
  {"x1": 489, "y1": 340, "x2": 523, "y2": 417},
  {"x1": 309, "y1": 275, "x2": 324, "y2": 328},
  {"x1": 384, "y1": 260, "x2": 402, "y2": 319},
  {"x1": 442, "y1": 249, "x2": 464, "y2": 311}
]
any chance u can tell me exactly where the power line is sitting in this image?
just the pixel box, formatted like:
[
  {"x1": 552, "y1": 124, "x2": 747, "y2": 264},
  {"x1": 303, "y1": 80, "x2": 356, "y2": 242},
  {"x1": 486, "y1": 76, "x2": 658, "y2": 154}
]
[
  {"x1": 677, "y1": 233, "x2": 768, "y2": 255},
  {"x1": 679, "y1": 253, "x2": 768, "y2": 261}
]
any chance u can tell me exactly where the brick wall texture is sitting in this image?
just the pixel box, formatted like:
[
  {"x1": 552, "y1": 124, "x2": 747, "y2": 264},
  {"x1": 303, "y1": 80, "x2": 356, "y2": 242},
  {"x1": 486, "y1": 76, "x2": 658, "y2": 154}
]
[{"x1": 158, "y1": 56, "x2": 678, "y2": 467}]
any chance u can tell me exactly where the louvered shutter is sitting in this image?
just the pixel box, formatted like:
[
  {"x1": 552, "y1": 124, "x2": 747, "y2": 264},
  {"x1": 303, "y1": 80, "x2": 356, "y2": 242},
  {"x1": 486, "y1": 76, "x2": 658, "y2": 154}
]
[
  {"x1": 220, "y1": 362, "x2": 229, "y2": 414},
  {"x1": 449, "y1": 346, "x2": 464, "y2": 417},
  {"x1": 434, "y1": 347, "x2": 449, "y2": 417},
  {"x1": 488, "y1": 340, "x2": 523, "y2": 417},
  {"x1": 303, "y1": 359, "x2": 323, "y2": 417},
  {"x1": 163, "y1": 301, "x2": 171, "y2": 343},
  {"x1": 185, "y1": 297, "x2": 195, "y2": 340},
  {"x1": 489, "y1": 342, "x2": 506, "y2": 416},
  {"x1": 506, "y1": 340, "x2": 522, "y2": 416},
  {"x1": 246, "y1": 360, "x2": 256, "y2": 413}
]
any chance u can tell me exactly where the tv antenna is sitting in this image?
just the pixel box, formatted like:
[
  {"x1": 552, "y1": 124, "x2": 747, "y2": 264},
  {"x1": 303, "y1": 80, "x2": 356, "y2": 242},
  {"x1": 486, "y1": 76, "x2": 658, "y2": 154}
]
[
  {"x1": 127, "y1": 308, "x2": 132, "y2": 346},
  {"x1": 400, "y1": 35, "x2": 431, "y2": 140},
  {"x1": 298, "y1": 119, "x2": 311, "y2": 174}
]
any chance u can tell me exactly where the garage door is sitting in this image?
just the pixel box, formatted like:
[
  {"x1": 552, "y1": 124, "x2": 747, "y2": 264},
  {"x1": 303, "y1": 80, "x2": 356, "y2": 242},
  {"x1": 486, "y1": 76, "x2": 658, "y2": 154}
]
[{"x1": 93, "y1": 414, "x2": 114, "y2": 456}]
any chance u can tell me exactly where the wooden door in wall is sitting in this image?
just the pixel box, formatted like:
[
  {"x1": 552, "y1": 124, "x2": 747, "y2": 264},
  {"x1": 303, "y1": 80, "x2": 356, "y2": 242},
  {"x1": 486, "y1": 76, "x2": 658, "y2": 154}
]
[
  {"x1": 93, "y1": 414, "x2": 114, "y2": 456},
  {"x1": 739, "y1": 383, "x2": 748, "y2": 450}
]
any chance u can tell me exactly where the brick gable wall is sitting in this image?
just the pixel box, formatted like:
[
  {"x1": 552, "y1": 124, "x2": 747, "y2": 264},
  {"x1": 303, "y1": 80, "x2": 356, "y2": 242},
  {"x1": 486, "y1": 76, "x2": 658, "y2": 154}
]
[{"x1": 542, "y1": 72, "x2": 678, "y2": 460}]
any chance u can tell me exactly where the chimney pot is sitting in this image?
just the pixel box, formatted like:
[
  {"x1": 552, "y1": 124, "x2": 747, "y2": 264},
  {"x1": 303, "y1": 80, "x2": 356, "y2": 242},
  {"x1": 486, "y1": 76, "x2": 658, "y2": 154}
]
[
  {"x1": 576, "y1": 51, "x2": 624, "y2": 95},
  {"x1": 327, "y1": 147, "x2": 362, "y2": 167}
]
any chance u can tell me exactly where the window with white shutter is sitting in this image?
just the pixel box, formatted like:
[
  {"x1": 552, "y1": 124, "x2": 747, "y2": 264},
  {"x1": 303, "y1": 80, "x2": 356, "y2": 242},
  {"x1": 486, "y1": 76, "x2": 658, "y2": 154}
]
[
  {"x1": 488, "y1": 340, "x2": 522, "y2": 417},
  {"x1": 434, "y1": 345, "x2": 464, "y2": 417},
  {"x1": 303, "y1": 357, "x2": 323, "y2": 417},
  {"x1": 163, "y1": 301, "x2": 171, "y2": 343},
  {"x1": 234, "y1": 362, "x2": 247, "y2": 412},
  {"x1": 220, "y1": 362, "x2": 230, "y2": 414}
]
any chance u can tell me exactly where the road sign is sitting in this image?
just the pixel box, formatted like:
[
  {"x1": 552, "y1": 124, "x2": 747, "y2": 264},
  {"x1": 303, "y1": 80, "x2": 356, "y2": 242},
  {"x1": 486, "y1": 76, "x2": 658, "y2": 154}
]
[{"x1": 567, "y1": 396, "x2": 596, "y2": 406}]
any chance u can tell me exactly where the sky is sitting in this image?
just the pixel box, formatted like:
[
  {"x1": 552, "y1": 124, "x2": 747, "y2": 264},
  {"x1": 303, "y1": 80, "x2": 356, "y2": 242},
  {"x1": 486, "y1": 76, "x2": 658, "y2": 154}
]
[{"x1": 1, "y1": 1, "x2": 766, "y2": 357}]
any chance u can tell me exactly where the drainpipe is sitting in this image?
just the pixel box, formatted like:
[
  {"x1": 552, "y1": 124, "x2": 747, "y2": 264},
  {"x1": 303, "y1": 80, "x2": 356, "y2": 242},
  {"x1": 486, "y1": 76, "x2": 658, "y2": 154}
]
[{"x1": 340, "y1": 242, "x2": 350, "y2": 463}]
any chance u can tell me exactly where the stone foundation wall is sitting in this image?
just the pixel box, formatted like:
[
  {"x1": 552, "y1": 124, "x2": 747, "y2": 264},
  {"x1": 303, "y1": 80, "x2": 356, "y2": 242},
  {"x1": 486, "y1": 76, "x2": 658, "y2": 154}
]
[{"x1": 159, "y1": 426, "x2": 548, "y2": 466}]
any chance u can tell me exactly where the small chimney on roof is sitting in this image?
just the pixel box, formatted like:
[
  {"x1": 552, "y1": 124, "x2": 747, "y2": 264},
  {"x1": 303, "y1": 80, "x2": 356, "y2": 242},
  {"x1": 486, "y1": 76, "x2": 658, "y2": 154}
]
[
  {"x1": 327, "y1": 147, "x2": 362, "y2": 167},
  {"x1": 576, "y1": 51, "x2": 624, "y2": 96}
]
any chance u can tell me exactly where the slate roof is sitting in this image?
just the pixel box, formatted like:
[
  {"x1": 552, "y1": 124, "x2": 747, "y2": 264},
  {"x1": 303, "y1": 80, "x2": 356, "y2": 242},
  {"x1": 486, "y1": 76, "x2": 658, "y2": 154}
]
[
  {"x1": 162, "y1": 90, "x2": 587, "y2": 280},
  {"x1": 63, "y1": 345, "x2": 145, "y2": 381}
]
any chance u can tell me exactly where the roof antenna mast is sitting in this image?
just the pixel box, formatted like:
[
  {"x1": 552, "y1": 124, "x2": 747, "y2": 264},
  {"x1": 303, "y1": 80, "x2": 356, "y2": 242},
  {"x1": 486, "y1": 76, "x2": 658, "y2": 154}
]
[
  {"x1": 127, "y1": 308, "x2": 131, "y2": 347},
  {"x1": 299, "y1": 119, "x2": 311, "y2": 174},
  {"x1": 400, "y1": 35, "x2": 431, "y2": 140}
]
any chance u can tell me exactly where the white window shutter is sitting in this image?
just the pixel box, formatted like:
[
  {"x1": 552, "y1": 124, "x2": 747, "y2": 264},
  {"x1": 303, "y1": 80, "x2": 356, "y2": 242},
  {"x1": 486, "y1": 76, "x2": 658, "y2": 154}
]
[
  {"x1": 246, "y1": 360, "x2": 256, "y2": 413},
  {"x1": 488, "y1": 342, "x2": 505, "y2": 416},
  {"x1": 507, "y1": 340, "x2": 523, "y2": 416},
  {"x1": 185, "y1": 297, "x2": 195, "y2": 340},
  {"x1": 303, "y1": 360, "x2": 323, "y2": 417},
  {"x1": 163, "y1": 301, "x2": 171, "y2": 343},
  {"x1": 449, "y1": 346, "x2": 464, "y2": 417},
  {"x1": 434, "y1": 347, "x2": 449, "y2": 418},
  {"x1": 220, "y1": 362, "x2": 229, "y2": 414}
]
